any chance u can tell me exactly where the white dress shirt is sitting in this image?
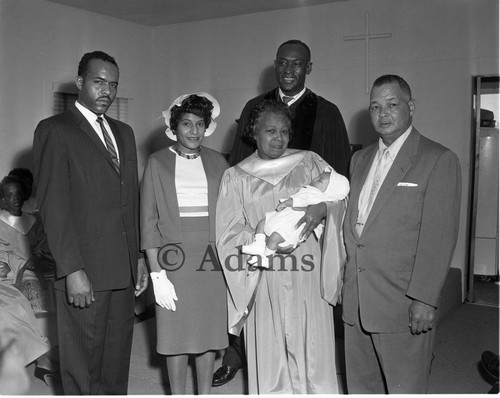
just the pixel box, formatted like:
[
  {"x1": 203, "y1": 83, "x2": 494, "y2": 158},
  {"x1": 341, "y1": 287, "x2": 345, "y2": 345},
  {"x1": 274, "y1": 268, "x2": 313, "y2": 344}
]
[
  {"x1": 278, "y1": 87, "x2": 306, "y2": 106},
  {"x1": 75, "y1": 100, "x2": 120, "y2": 161},
  {"x1": 356, "y1": 126, "x2": 412, "y2": 234}
]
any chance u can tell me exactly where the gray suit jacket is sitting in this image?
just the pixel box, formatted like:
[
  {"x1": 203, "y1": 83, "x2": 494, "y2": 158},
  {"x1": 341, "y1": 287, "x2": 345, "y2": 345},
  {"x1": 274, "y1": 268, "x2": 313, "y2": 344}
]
[
  {"x1": 342, "y1": 128, "x2": 461, "y2": 332},
  {"x1": 140, "y1": 145, "x2": 229, "y2": 249}
]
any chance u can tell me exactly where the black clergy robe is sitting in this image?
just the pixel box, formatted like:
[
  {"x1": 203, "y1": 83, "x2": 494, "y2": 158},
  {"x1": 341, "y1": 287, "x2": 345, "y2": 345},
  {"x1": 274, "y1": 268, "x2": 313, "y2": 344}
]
[{"x1": 228, "y1": 88, "x2": 351, "y2": 177}]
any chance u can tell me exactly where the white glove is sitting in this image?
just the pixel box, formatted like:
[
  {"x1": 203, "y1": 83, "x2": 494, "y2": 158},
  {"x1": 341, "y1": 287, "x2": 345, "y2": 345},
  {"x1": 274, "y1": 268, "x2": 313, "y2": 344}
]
[{"x1": 150, "y1": 270, "x2": 178, "y2": 311}]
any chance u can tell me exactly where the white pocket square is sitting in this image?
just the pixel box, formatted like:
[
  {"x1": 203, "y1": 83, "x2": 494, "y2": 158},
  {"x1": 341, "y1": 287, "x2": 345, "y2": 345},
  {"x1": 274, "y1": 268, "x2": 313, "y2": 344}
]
[{"x1": 397, "y1": 182, "x2": 418, "y2": 187}]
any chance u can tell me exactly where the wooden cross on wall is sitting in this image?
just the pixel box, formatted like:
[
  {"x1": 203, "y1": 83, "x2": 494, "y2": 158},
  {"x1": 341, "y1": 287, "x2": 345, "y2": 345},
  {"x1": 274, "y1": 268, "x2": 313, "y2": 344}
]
[{"x1": 344, "y1": 12, "x2": 392, "y2": 94}]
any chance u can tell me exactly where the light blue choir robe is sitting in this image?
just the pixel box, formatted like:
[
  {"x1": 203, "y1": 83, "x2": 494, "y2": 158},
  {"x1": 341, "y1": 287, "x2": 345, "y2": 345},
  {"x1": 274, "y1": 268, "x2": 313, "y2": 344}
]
[{"x1": 216, "y1": 149, "x2": 346, "y2": 394}]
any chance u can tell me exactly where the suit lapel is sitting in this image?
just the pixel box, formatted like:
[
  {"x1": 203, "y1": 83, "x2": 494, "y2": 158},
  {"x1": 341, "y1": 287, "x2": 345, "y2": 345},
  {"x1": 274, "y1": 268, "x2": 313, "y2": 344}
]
[
  {"x1": 362, "y1": 129, "x2": 420, "y2": 233},
  {"x1": 348, "y1": 145, "x2": 377, "y2": 236}
]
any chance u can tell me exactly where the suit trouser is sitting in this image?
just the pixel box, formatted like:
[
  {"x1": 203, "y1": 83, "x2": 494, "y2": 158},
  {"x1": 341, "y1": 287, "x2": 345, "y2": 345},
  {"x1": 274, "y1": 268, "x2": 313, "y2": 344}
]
[
  {"x1": 55, "y1": 282, "x2": 135, "y2": 395},
  {"x1": 344, "y1": 310, "x2": 435, "y2": 394},
  {"x1": 222, "y1": 331, "x2": 246, "y2": 369}
]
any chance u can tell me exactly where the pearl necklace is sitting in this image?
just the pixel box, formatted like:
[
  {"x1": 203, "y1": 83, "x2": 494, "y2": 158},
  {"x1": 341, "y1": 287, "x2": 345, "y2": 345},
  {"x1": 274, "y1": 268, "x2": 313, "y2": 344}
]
[{"x1": 173, "y1": 145, "x2": 201, "y2": 160}]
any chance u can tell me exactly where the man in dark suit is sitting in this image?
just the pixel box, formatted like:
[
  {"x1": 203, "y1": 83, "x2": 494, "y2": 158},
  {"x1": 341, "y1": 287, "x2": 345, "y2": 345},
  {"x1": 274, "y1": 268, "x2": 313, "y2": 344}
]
[
  {"x1": 213, "y1": 39, "x2": 351, "y2": 387},
  {"x1": 342, "y1": 74, "x2": 461, "y2": 393},
  {"x1": 33, "y1": 51, "x2": 148, "y2": 395}
]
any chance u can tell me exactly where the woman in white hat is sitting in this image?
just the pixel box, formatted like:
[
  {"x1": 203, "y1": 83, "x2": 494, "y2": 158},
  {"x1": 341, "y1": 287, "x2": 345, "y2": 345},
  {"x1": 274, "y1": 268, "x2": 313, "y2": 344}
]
[{"x1": 140, "y1": 93, "x2": 228, "y2": 394}]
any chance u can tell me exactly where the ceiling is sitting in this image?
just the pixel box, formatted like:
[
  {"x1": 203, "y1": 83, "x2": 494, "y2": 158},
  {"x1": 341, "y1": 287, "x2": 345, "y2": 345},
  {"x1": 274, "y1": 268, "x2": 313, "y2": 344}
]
[{"x1": 44, "y1": 0, "x2": 347, "y2": 26}]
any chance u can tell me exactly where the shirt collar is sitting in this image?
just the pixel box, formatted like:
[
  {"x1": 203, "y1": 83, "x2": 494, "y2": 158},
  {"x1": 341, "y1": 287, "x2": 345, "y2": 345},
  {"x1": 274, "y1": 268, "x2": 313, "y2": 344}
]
[
  {"x1": 75, "y1": 100, "x2": 107, "y2": 125},
  {"x1": 378, "y1": 125, "x2": 413, "y2": 161},
  {"x1": 278, "y1": 87, "x2": 306, "y2": 103}
]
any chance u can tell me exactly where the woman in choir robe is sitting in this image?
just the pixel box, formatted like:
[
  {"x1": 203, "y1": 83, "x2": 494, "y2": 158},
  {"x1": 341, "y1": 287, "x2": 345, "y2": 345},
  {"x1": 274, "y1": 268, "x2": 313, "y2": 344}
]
[
  {"x1": 0, "y1": 175, "x2": 53, "y2": 299},
  {"x1": 140, "y1": 93, "x2": 228, "y2": 395},
  {"x1": 216, "y1": 99, "x2": 346, "y2": 394},
  {"x1": 0, "y1": 175, "x2": 59, "y2": 385}
]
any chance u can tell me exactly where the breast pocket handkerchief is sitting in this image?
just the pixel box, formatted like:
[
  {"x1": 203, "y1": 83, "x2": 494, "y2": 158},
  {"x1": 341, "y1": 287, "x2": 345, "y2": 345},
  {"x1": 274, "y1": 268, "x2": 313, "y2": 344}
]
[{"x1": 397, "y1": 182, "x2": 418, "y2": 187}]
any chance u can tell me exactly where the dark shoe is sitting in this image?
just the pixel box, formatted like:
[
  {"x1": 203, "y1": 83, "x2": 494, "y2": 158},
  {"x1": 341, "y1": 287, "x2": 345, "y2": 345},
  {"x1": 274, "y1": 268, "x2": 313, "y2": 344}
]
[
  {"x1": 34, "y1": 366, "x2": 61, "y2": 386},
  {"x1": 488, "y1": 383, "x2": 499, "y2": 394},
  {"x1": 482, "y1": 351, "x2": 499, "y2": 380},
  {"x1": 212, "y1": 365, "x2": 239, "y2": 387}
]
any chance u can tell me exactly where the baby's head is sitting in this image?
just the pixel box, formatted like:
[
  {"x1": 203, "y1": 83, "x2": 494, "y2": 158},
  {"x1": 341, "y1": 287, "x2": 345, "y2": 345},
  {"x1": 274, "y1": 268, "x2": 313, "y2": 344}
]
[{"x1": 311, "y1": 166, "x2": 350, "y2": 202}]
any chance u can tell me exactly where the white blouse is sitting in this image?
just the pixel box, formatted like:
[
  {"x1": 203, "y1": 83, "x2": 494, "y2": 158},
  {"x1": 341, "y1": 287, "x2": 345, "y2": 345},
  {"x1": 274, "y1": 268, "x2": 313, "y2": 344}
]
[{"x1": 172, "y1": 147, "x2": 209, "y2": 217}]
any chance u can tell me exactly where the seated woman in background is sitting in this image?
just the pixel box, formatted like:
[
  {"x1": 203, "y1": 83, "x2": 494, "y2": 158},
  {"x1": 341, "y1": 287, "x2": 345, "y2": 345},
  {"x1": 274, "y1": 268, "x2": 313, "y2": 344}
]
[
  {"x1": 140, "y1": 93, "x2": 228, "y2": 394},
  {"x1": 0, "y1": 175, "x2": 54, "y2": 312},
  {"x1": 0, "y1": 175, "x2": 59, "y2": 384}
]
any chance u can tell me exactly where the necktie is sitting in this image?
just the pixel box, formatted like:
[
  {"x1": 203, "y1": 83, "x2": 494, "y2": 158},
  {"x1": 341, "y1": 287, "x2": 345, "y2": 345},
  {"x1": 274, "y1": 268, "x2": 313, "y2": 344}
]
[
  {"x1": 282, "y1": 96, "x2": 294, "y2": 105},
  {"x1": 96, "y1": 116, "x2": 120, "y2": 174},
  {"x1": 356, "y1": 148, "x2": 390, "y2": 235}
]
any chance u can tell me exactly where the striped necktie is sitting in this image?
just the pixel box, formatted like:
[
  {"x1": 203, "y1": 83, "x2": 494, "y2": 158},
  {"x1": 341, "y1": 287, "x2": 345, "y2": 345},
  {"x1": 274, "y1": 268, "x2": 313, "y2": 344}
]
[
  {"x1": 282, "y1": 96, "x2": 294, "y2": 104},
  {"x1": 96, "y1": 116, "x2": 120, "y2": 174}
]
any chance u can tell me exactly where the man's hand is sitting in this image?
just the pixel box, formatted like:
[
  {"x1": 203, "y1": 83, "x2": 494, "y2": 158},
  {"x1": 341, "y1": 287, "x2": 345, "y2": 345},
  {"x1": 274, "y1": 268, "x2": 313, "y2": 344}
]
[
  {"x1": 294, "y1": 202, "x2": 327, "y2": 242},
  {"x1": 66, "y1": 269, "x2": 94, "y2": 308},
  {"x1": 135, "y1": 257, "x2": 149, "y2": 297},
  {"x1": 408, "y1": 299, "x2": 436, "y2": 335}
]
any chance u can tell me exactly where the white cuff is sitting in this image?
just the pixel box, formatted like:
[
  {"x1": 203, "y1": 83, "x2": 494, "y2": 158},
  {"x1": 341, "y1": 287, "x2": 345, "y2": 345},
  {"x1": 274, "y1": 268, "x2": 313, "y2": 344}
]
[{"x1": 150, "y1": 270, "x2": 167, "y2": 280}]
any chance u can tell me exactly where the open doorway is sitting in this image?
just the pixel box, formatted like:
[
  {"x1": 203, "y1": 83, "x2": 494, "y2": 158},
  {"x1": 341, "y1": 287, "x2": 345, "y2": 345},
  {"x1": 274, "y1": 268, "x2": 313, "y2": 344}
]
[{"x1": 467, "y1": 75, "x2": 499, "y2": 307}]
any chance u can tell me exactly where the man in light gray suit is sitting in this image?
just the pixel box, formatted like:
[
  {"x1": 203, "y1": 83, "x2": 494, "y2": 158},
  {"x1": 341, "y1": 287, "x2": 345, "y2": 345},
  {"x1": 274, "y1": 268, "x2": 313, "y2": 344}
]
[{"x1": 342, "y1": 74, "x2": 461, "y2": 393}]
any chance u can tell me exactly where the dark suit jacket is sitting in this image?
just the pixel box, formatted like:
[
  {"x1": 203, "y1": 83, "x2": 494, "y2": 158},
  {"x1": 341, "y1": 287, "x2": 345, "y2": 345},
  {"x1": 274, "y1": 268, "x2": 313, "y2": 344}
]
[
  {"x1": 342, "y1": 128, "x2": 461, "y2": 333},
  {"x1": 33, "y1": 105, "x2": 140, "y2": 292}
]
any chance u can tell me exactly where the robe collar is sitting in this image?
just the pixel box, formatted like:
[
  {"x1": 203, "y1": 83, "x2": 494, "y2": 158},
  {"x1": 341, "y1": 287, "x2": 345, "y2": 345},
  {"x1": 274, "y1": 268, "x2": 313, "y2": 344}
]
[
  {"x1": 236, "y1": 148, "x2": 306, "y2": 185},
  {"x1": 0, "y1": 210, "x2": 36, "y2": 235}
]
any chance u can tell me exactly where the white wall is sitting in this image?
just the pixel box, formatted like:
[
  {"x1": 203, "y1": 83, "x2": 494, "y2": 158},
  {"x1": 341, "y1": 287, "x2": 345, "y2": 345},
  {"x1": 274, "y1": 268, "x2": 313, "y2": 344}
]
[
  {"x1": 0, "y1": 0, "x2": 498, "y2": 299},
  {"x1": 0, "y1": 0, "x2": 154, "y2": 174},
  {"x1": 150, "y1": 0, "x2": 499, "y2": 298},
  {"x1": 150, "y1": 0, "x2": 498, "y2": 151}
]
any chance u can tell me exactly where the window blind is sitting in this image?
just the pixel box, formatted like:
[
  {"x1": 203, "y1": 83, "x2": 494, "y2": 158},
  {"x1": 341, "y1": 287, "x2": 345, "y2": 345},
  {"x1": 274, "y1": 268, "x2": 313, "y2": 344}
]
[{"x1": 53, "y1": 92, "x2": 129, "y2": 122}]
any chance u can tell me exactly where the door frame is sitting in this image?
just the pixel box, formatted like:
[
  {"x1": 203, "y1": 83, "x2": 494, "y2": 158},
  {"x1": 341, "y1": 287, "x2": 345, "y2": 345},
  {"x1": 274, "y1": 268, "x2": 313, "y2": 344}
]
[{"x1": 466, "y1": 75, "x2": 499, "y2": 303}]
